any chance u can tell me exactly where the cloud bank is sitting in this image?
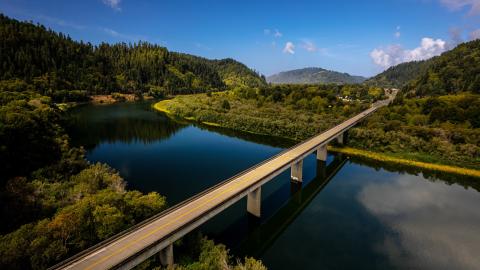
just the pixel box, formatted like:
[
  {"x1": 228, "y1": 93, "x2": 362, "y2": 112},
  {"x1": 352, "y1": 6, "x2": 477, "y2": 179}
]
[{"x1": 370, "y1": 37, "x2": 447, "y2": 68}]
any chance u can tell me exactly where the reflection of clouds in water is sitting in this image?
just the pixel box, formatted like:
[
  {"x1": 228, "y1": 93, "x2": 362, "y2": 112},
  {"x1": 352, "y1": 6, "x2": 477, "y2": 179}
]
[{"x1": 359, "y1": 175, "x2": 480, "y2": 270}]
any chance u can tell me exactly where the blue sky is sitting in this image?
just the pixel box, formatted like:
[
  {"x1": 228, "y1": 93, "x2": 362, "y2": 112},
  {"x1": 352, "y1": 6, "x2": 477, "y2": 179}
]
[{"x1": 1, "y1": 0, "x2": 479, "y2": 77}]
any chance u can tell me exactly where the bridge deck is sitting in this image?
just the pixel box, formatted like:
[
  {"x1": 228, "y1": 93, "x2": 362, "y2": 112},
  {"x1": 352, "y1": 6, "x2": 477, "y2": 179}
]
[{"x1": 55, "y1": 100, "x2": 388, "y2": 270}]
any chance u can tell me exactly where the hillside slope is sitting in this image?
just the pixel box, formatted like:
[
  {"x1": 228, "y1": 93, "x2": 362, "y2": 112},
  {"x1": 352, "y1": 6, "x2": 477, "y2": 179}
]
[
  {"x1": 404, "y1": 39, "x2": 480, "y2": 96},
  {"x1": 365, "y1": 60, "x2": 431, "y2": 88},
  {"x1": 0, "y1": 14, "x2": 266, "y2": 96},
  {"x1": 267, "y1": 67, "x2": 366, "y2": 84}
]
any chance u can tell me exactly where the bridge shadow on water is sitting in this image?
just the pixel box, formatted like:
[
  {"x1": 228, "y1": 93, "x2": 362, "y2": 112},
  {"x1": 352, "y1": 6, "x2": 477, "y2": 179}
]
[{"x1": 200, "y1": 154, "x2": 348, "y2": 258}]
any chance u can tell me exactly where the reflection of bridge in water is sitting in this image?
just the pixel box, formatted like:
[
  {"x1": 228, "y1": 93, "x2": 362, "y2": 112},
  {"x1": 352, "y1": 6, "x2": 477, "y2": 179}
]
[{"x1": 236, "y1": 155, "x2": 348, "y2": 257}]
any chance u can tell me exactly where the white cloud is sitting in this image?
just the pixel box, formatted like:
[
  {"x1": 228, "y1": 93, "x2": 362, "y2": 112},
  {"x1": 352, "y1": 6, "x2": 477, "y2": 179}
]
[
  {"x1": 370, "y1": 37, "x2": 447, "y2": 68},
  {"x1": 274, "y1": 29, "x2": 283, "y2": 38},
  {"x1": 300, "y1": 40, "x2": 318, "y2": 52},
  {"x1": 264, "y1": 28, "x2": 282, "y2": 38},
  {"x1": 439, "y1": 0, "x2": 480, "y2": 15},
  {"x1": 102, "y1": 0, "x2": 121, "y2": 11},
  {"x1": 470, "y1": 28, "x2": 480, "y2": 40},
  {"x1": 283, "y1": 41, "x2": 295, "y2": 54}
]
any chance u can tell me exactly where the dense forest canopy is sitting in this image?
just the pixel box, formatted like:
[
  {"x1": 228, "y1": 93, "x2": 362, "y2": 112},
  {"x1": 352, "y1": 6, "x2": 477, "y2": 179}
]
[
  {"x1": 404, "y1": 39, "x2": 480, "y2": 96},
  {"x1": 365, "y1": 60, "x2": 431, "y2": 88},
  {"x1": 0, "y1": 14, "x2": 266, "y2": 97}
]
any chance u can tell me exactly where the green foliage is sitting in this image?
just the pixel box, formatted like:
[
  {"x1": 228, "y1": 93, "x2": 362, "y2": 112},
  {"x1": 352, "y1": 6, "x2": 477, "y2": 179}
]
[
  {"x1": 267, "y1": 67, "x2": 366, "y2": 84},
  {"x1": 348, "y1": 94, "x2": 480, "y2": 168},
  {"x1": 171, "y1": 236, "x2": 267, "y2": 270},
  {"x1": 0, "y1": 185, "x2": 166, "y2": 270},
  {"x1": 0, "y1": 91, "x2": 64, "y2": 182},
  {"x1": 0, "y1": 14, "x2": 266, "y2": 98},
  {"x1": 365, "y1": 60, "x2": 431, "y2": 88},
  {"x1": 221, "y1": 99, "x2": 231, "y2": 110},
  {"x1": 161, "y1": 84, "x2": 374, "y2": 141}
]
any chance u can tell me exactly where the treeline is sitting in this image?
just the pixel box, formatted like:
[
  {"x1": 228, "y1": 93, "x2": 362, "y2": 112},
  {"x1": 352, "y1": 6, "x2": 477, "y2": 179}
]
[{"x1": 0, "y1": 14, "x2": 266, "y2": 98}]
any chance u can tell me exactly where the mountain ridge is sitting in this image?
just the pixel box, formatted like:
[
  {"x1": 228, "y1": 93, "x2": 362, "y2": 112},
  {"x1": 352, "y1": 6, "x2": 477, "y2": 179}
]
[{"x1": 267, "y1": 67, "x2": 366, "y2": 84}]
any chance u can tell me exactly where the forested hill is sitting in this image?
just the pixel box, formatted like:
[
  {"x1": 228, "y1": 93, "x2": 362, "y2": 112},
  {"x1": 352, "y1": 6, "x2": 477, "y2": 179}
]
[
  {"x1": 404, "y1": 39, "x2": 480, "y2": 96},
  {"x1": 267, "y1": 67, "x2": 366, "y2": 84},
  {"x1": 0, "y1": 14, "x2": 266, "y2": 96},
  {"x1": 366, "y1": 39, "x2": 480, "y2": 95},
  {"x1": 365, "y1": 60, "x2": 431, "y2": 88}
]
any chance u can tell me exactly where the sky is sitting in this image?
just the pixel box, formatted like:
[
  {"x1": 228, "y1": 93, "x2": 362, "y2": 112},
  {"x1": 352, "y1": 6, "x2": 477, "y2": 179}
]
[{"x1": 1, "y1": 0, "x2": 479, "y2": 77}]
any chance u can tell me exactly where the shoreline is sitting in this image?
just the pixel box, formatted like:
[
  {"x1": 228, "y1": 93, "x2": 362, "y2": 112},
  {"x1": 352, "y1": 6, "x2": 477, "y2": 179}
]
[{"x1": 153, "y1": 100, "x2": 480, "y2": 178}]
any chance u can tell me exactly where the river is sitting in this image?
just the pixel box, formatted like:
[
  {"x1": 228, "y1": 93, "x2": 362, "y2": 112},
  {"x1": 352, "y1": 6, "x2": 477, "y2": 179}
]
[{"x1": 67, "y1": 101, "x2": 480, "y2": 270}]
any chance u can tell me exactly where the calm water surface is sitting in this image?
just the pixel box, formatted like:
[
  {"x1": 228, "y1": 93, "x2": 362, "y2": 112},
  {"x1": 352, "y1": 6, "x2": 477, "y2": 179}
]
[{"x1": 68, "y1": 101, "x2": 480, "y2": 270}]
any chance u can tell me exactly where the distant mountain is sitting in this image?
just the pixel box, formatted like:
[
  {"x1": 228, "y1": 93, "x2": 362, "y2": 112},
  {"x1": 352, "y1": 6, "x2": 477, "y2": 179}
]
[
  {"x1": 267, "y1": 67, "x2": 366, "y2": 84},
  {"x1": 365, "y1": 60, "x2": 431, "y2": 89}
]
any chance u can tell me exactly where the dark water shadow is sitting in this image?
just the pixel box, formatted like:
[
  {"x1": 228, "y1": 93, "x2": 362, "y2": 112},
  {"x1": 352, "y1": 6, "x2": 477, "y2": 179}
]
[{"x1": 66, "y1": 101, "x2": 187, "y2": 150}]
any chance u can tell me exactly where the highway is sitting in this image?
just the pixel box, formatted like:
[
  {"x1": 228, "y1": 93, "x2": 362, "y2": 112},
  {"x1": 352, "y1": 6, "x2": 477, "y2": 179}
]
[{"x1": 52, "y1": 97, "x2": 391, "y2": 270}]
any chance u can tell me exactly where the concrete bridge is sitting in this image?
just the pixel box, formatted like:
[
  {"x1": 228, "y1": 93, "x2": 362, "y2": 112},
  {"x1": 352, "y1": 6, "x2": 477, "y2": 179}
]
[{"x1": 50, "y1": 98, "x2": 393, "y2": 270}]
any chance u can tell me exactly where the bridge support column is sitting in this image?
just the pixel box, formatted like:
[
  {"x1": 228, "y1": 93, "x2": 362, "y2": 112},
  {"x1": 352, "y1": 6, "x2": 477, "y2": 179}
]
[
  {"x1": 336, "y1": 133, "x2": 344, "y2": 145},
  {"x1": 247, "y1": 187, "x2": 261, "y2": 217},
  {"x1": 291, "y1": 160, "x2": 303, "y2": 182},
  {"x1": 159, "y1": 244, "x2": 174, "y2": 267},
  {"x1": 316, "y1": 145, "x2": 327, "y2": 161}
]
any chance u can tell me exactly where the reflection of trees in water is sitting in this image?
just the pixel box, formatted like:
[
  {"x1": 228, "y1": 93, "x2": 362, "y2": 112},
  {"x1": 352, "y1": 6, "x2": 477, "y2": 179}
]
[
  {"x1": 195, "y1": 124, "x2": 296, "y2": 149},
  {"x1": 66, "y1": 103, "x2": 186, "y2": 150},
  {"x1": 348, "y1": 156, "x2": 480, "y2": 192}
]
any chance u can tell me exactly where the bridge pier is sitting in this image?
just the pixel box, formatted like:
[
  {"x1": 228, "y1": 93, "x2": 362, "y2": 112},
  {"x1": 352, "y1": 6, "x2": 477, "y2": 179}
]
[
  {"x1": 159, "y1": 244, "x2": 174, "y2": 267},
  {"x1": 247, "y1": 186, "x2": 261, "y2": 217},
  {"x1": 291, "y1": 160, "x2": 303, "y2": 182},
  {"x1": 316, "y1": 145, "x2": 327, "y2": 161},
  {"x1": 336, "y1": 133, "x2": 344, "y2": 144}
]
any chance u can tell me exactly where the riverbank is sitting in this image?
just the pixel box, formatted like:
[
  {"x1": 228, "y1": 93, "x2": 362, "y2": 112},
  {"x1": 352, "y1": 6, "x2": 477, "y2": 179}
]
[
  {"x1": 153, "y1": 98, "x2": 480, "y2": 178},
  {"x1": 91, "y1": 93, "x2": 154, "y2": 104},
  {"x1": 329, "y1": 146, "x2": 480, "y2": 178}
]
